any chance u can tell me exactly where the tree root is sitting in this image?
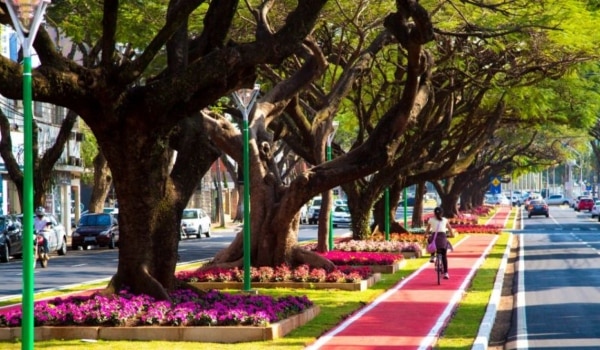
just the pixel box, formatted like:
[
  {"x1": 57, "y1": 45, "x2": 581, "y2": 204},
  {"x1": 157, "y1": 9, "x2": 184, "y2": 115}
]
[
  {"x1": 291, "y1": 246, "x2": 335, "y2": 272},
  {"x1": 198, "y1": 258, "x2": 243, "y2": 271},
  {"x1": 101, "y1": 268, "x2": 170, "y2": 301}
]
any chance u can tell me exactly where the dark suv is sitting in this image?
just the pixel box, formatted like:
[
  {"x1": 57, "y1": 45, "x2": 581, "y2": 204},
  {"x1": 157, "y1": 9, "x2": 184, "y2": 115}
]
[
  {"x1": 576, "y1": 198, "x2": 594, "y2": 212},
  {"x1": 72, "y1": 213, "x2": 119, "y2": 250}
]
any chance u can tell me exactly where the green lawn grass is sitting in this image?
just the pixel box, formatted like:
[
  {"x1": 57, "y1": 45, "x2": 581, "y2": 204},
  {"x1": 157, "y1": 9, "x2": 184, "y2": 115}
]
[{"x1": 1, "y1": 218, "x2": 511, "y2": 350}]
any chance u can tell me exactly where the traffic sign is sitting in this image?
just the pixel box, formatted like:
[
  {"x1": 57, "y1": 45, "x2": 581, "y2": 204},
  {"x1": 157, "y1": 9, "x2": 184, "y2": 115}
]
[{"x1": 490, "y1": 176, "x2": 501, "y2": 194}]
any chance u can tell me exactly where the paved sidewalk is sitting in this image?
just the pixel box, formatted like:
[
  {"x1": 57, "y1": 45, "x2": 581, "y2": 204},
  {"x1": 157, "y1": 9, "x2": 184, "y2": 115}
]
[{"x1": 306, "y1": 206, "x2": 511, "y2": 350}]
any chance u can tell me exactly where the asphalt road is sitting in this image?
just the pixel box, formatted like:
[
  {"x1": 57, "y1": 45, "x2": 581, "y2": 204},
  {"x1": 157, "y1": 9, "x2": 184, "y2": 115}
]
[{"x1": 506, "y1": 204, "x2": 600, "y2": 348}]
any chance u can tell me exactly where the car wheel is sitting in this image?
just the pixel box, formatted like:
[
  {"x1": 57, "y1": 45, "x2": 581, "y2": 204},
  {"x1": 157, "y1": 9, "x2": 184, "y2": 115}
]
[
  {"x1": 108, "y1": 236, "x2": 116, "y2": 249},
  {"x1": 546, "y1": 214, "x2": 549, "y2": 218},
  {"x1": 0, "y1": 244, "x2": 9, "y2": 263},
  {"x1": 528, "y1": 214, "x2": 532, "y2": 218},
  {"x1": 204, "y1": 226, "x2": 211, "y2": 238},
  {"x1": 196, "y1": 232, "x2": 201, "y2": 239},
  {"x1": 57, "y1": 238, "x2": 67, "y2": 256}
]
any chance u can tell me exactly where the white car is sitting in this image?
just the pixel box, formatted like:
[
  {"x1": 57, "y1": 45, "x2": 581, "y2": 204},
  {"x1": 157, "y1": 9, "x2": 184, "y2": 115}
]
[
  {"x1": 493, "y1": 195, "x2": 510, "y2": 205},
  {"x1": 591, "y1": 200, "x2": 600, "y2": 218},
  {"x1": 332, "y1": 205, "x2": 351, "y2": 227},
  {"x1": 181, "y1": 208, "x2": 211, "y2": 238},
  {"x1": 545, "y1": 194, "x2": 571, "y2": 206}
]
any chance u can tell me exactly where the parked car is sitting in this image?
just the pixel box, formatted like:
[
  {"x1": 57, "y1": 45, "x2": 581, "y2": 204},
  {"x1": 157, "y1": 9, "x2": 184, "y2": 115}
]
[
  {"x1": 591, "y1": 200, "x2": 600, "y2": 218},
  {"x1": 181, "y1": 208, "x2": 211, "y2": 238},
  {"x1": 545, "y1": 194, "x2": 571, "y2": 206},
  {"x1": 511, "y1": 195, "x2": 522, "y2": 206},
  {"x1": 308, "y1": 197, "x2": 322, "y2": 225},
  {"x1": 103, "y1": 207, "x2": 118, "y2": 214},
  {"x1": 527, "y1": 200, "x2": 549, "y2": 218},
  {"x1": 493, "y1": 194, "x2": 510, "y2": 205},
  {"x1": 400, "y1": 196, "x2": 418, "y2": 207},
  {"x1": 572, "y1": 195, "x2": 587, "y2": 209},
  {"x1": 576, "y1": 197, "x2": 594, "y2": 212},
  {"x1": 0, "y1": 215, "x2": 24, "y2": 263},
  {"x1": 332, "y1": 205, "x2": 351, "y2": 228},
  {"x1": 8, "y1": 214, "x2": 68, "y2": 260},
  {"x1": 299, "y1": 204, "x2": 309, "y2": 224},
  {"x1": 72, "y1": 213, "x2": 119, "y2": 250}
]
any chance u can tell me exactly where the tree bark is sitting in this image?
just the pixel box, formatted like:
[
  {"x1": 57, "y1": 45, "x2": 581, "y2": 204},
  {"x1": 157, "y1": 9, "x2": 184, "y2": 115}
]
[{"x1": 88, "y1": 151, "x2": 111, "y2": 213}]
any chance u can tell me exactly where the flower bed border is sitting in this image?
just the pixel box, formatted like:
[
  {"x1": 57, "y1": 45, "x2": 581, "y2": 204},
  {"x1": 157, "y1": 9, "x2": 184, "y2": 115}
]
[
  {"x1": 401, "y1": 251, "x2": 421, "y2": 259},
  {"x1": 190, "y1": 273, "x2": 381, "y2": 291},
  {"x1": 364, "y1": 261, "x2": 404, "y2": 274},
  {"x1": 0, "y1": 306, "x2": 320, "y2": 343}
]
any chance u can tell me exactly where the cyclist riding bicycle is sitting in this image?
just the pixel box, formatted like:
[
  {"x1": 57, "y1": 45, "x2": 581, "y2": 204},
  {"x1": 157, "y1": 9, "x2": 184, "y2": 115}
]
[
  {"x1": 425, "y1": 207, "x2": 454, "y2": 279},
  {"x1": 34, "y1": 206, "x2": 51, "y2": 257}
]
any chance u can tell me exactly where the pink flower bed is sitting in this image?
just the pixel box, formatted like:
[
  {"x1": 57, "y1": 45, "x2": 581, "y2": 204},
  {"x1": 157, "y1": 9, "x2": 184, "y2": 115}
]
[
  {"x1": 318, "y1": 251, "x2": 402, "y2": 265},
  {"x1": 304, "y1": 239, "x2": 423, "y2": 253},
  {"x1": 0, "y1": 288, "x2": 313, "y2": 328},
  {"x1": 176, "y1": 264, "x2": 373, "y2": 284}
]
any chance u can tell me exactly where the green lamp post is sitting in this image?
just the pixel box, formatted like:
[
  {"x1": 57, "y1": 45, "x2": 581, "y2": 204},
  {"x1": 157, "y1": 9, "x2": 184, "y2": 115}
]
[
  {"x1": 384, "y1": 187, "x2": 390, "y2": 240},
  {"x1": 2, "y1": 1, "x2": 50, "y2": 349},
  {"x1": 403, "y1": 187, "x2": 408, "y2": 227},
  {"x1": 232, "y1": 84, "x2": 260, "y2": 292},
  {"x1": 327, "y1": 121, "x2": 339, "y2": 251}
]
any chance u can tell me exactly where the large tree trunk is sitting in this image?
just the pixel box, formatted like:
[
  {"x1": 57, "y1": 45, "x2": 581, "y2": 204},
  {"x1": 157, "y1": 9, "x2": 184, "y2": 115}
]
[
  {"x1": 102, "y1": 139, "x2": 179, "y2": 300},
  {"x1": 88, "y1": 151, "x2": 112, "y2": 213},
  {"x1": 411, "y1": 182, "x2": 427, "y2": 227},
  {"x1": 204, "y1": 135, "x2": 335, "y2": 271},
  {"x1": 96, "y1": 115, "x2": 219, "y2": 300}
]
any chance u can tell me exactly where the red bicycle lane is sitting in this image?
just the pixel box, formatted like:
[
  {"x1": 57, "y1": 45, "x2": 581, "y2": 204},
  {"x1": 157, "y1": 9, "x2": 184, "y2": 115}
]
[{"x1": 306, "y1": 206, "x2": 511, "y2": 350}]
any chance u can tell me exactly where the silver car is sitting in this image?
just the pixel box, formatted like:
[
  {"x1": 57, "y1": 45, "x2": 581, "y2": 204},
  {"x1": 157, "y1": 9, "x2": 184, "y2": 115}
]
[
  {"x1": 545, "y1": 194, "x2": 571, "y2": 206},
  {"x1": 332, "y1": 205, "x2": 352, "y2": 228},
  {"x1": 181, "y1": 208, "x2": 211, "y2": 238}
]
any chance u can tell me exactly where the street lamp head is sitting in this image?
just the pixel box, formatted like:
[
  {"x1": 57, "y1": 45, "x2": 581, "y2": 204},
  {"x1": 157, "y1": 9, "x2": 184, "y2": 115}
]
[
  {"x1": 332, "y1": 120, "x2": 340, "y2": 132},
  {"x1": 327, "y1": 120, "x2": 340, "y2": 146},
  {"x1": 233, "y1": 84, "x2": 261, "y2": 109},
  {"x1": 2, "y1": 0, "x2": 50, "y2": 35}
]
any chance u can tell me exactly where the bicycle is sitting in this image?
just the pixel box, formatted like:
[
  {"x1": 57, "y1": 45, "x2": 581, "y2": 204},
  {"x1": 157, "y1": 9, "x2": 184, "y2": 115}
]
[{"x1": 434, "y1": 250, "x2": 444, "y2": 285}]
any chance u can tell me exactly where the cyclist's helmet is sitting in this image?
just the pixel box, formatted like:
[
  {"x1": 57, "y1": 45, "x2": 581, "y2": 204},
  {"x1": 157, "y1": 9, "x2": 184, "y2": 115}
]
[{"x1": 35, "y1": 206, "x2": 45, "y2": 216}]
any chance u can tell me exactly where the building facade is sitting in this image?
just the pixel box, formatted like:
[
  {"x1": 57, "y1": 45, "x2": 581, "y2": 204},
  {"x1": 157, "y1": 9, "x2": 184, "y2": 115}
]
[{"x1": 0, "y1": 25, "x2": 84, "y2": 234}]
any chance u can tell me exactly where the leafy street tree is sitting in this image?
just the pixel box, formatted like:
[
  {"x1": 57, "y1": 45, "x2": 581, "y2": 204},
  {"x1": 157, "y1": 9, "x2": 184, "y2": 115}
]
[
  {"x1": 0, "y1": 0, "x2": 435, "y2": 300},
  {"x1": 330, "y1": 0, "x2": 600, "y2": 229},
  {"x1": 0, "y1": 0, "x2": 596, "y2": 302},
  {"x1": 0, "y1": 0, "x2": 335, "y2": 299},
  {"x1": 203, "y1": 2, "x2": 435, "y2": 262}
]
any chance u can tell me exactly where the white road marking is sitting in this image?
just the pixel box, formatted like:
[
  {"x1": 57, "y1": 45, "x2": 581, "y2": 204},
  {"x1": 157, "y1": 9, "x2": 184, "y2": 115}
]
[{"x1": 515, "y1": 234, "x2": 529, "y2": 349}]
